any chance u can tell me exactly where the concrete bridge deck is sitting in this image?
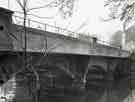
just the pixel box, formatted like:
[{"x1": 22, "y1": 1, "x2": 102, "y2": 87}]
[
  {"x1": 0, "y1": 7, "x2": 130, "y2": 58},
  {"x1": 4, "y1": 24, "x2": 130, "y2": 58}
]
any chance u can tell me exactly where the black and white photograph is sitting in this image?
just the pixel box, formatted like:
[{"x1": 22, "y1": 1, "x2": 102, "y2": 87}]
[{"x1": 0, "y1": 0, "x2": 134, "y2": 102}]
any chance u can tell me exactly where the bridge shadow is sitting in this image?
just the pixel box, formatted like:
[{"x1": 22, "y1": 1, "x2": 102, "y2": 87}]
[
  {"x1": 0, "y1": 65, "x2": 133, "y2": 102},
  {"x1": 33, "y1": 62, "x2": 133, "y2": 102},
  {"x1": 85, "y1": 78, "x2": 132, "y2": 102},
  {"x1": 0, "y1": 54, "x2": 134, "y2": 102},
  {"x1": 85, "y1": 62, "x2": 132, "y2": 102}
]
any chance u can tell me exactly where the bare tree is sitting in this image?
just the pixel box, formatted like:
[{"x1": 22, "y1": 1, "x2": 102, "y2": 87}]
[
  {"x1": 11, "y1": 0, "x2": 77, "y2": 102},
  {"x1": 105, "y1": 1, "x2": 135, "y2": 100},
  {"x1": 110, "y1": 31, "x2": 122, "y2": 47},
  {"x1": 104, "y1": 0, "x2": 135, "y2": 49},
  {"x1": 104, "y1": 0, "x2": 135, "y2": 29}
]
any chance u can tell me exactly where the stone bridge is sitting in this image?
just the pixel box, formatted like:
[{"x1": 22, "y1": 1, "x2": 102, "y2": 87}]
[{"x1": 0, "y1": 7, "x2": 133, "y2": 102}]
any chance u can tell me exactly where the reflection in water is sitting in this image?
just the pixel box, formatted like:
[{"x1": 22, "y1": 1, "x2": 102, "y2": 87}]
[
  {"x1": 85, "y1": 64, "x2": 132, "y2": 102},
  {"x1": 35, "y1": 64, "x2": 133, "y2": 102},
  {"x1": 39, "y1": 75, "x2": 132, "y2": 102},
  {"x1": 0, "y1": 63, "x2": 133, "y2": 102}
]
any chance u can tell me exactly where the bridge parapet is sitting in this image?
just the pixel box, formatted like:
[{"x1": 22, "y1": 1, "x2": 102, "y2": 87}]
[
  {"x1": 10, "y1": 24, "x2": 130, "y2": 58},
  {"x1": 12, "y1": 15, "x2": 121, "y2": 49},
  {"x1": 0, "y1": 7, "x2": 130, "y2": 58}
]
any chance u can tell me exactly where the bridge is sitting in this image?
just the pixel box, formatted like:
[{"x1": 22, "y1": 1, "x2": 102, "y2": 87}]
[{"x1": 0, "y1": 7, "x2": 133, "y2": 102}]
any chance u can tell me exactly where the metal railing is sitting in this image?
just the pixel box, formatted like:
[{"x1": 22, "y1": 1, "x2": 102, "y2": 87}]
[
  {"x1": 12, "y1": 15, "x2": 121, "y2": 49},
  {"x1": 12, "y1": 15, "x2": 78, "y2": 38},
  {"x1": 97, "y1": 40, "x2": 121, "y2": 49}
]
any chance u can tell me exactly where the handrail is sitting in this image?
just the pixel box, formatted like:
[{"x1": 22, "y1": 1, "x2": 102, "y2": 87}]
[
  {"x1": 12, "y1": 15, "x2": 78, "y2": 38},
  {"x1": 12, "y1": 15, "x2": 121, "y2": 49}
]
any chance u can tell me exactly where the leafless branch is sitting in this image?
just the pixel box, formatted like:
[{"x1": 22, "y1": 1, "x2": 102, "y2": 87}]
[
  {"x1": 105, "y1": 0, "x2": 135, "y2": 28},
  {"x1": 28, "y1": 0, "x2": 56, "y2": 11},
  {"x1": 16, "y1": 0, "x2": 24, "y2": 9},
  {"x1": 14, "y1": 10, "x2": 57, "y2": 19}
]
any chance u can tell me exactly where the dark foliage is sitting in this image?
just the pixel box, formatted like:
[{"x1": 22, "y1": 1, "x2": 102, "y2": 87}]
[{"x1": 105, "y1": 0, "x2": 135, "y2": 27}]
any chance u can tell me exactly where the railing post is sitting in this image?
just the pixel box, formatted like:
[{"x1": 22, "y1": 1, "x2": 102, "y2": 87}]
[
  {"x1": 57, "y1": 27, "x2": 59, "y2": 33},
  {"x1": 44, "y1": 24, "x2": 46, "y2": 31},
  {"x1": 28, "y1": 19, "x2": 30, "y2": 28},
  {"x1": 92, "y1": 37, "x2": 97, "y2": 48},
  {"x1": 118, "y1": 45, "x2": 122, "y2": 56}
]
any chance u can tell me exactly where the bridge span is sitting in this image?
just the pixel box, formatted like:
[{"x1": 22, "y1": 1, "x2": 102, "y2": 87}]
[{"x1": 0, "y1": 7, "x2": 134, "y2": 102}]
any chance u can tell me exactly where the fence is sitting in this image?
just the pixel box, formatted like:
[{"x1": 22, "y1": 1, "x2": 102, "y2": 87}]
[
  {"x1": 12, "y1": 15, "x2": 121, "y2": 49},
  {"x1": 12, "y1": 15, "x2": 78, "y2": 38}
]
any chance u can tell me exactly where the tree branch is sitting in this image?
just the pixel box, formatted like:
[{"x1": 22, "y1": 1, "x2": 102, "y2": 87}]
[
  {"x1": 28, "y1": 0, "x2": 56, "y2": 11},
  {"x1": 14, "y1": 10, "x2": 57, "y2": 19}
]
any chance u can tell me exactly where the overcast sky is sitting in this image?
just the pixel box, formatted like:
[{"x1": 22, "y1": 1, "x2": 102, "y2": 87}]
[{"x1": 0, "y1": 0, "x2": 123, "y2": 41}]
